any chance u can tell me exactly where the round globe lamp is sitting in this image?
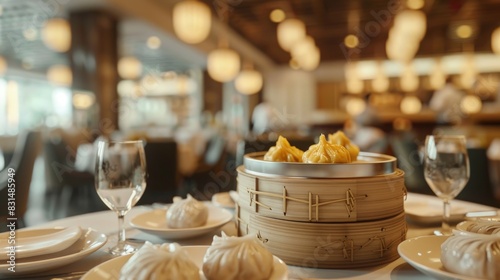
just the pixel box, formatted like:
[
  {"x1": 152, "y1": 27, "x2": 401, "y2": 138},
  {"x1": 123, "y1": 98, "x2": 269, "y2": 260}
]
[
  {"x1": 277, "y1": 18, "x2": 306, "y2": 51},
  {"x1": 173, "y1": 0, "x2": 211, "y2": 44},
  {"x1": 235, "y1": 69, "x2": 263, "y2": 95},
  {"x1": 207, "y1": 48, "x2": 240, "y2": 82},
  {"x1": 42, "y1": 18, "x2": 71, "y2": 52}
]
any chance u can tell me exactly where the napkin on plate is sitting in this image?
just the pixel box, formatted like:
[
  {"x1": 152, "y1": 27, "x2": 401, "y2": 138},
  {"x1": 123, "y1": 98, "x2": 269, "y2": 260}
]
[{"x1": 0, "y1": 226, "x2": 82, "y2": 260}]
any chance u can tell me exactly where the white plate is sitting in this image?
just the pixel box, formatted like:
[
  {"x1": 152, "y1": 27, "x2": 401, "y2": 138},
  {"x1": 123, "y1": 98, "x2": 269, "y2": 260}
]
[
  {"x1": 211, "y1": 192, "x2": 235, "y2": 209},
  {"x1": 130, "y1": 203, "x2": 233, "y2": 239},
  {"x1": 0, "y1": 226, "x2": 82, "y2": 260},
  {"x1": 404, "y1": 192, "x2": 496, "y2": 225},
  {"x1": 82, "y1": 245, "x2": 288, "y2": 280},
  {"x1": 398, "y1": 235, "x2": 480, "y2": 280},
  {"x1": 0, "y1": 228, "x2": 106, "y2": 276}
]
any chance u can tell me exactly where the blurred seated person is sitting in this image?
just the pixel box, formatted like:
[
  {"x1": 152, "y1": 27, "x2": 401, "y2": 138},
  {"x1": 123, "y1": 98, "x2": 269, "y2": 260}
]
[
  {"x1": 343, "y1": 93, "x2": 387, "y2": 153},
  {"x1": 429, "y1": 77, "x2": 465, "y2": 124},
  {"x1": 251, "y1": 101, "x2": 281, "y2": 136},
  {"x1": 344, "y1": 118, "x2": 387, "y2": 153}
]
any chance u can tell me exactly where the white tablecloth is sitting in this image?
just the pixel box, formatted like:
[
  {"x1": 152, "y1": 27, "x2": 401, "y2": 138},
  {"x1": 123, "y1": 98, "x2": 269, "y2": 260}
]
[{"x1": 15, "y1": 193, "x2": 499, "y2": 279}]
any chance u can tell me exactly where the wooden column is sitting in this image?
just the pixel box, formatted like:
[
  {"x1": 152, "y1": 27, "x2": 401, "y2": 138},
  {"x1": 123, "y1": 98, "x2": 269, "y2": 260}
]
[{"x1": 69, "y1": 10, "x2": 119, "y2": 135}]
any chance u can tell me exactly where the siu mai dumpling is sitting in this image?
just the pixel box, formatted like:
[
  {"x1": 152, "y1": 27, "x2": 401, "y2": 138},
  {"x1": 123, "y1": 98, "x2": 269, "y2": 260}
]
[
  {"x1": 263, "y1": 135, "x2": 303, "y2": 162},
  {"x1": 302, "y1": 134, "x2": 352, "y2": 163},
  {"x1": 328, "y1": 131, "x2": 360, "y2": 160}
]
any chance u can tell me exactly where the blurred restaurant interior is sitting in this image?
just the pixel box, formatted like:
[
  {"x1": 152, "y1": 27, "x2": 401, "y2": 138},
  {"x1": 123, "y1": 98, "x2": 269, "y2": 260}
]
[{"x1": 1, "y1": 0, "x2": 500, "y2": 228}]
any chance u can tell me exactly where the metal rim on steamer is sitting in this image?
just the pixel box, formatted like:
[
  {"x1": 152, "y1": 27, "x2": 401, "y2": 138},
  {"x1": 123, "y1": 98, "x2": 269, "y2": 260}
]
[{"x1": 243, "y1": 151, "x2": 397, "y2": 178}]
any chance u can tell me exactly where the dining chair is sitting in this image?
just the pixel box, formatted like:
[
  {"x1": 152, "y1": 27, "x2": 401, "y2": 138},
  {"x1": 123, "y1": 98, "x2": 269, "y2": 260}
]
[
  {"x1": 180, "y1": 134, "x2": 228, "y2": 200},
  {"x1": 43, "y1": 135, "x2": 99, "y2": 219},
  {"x1": 139, "y1": 140, "x2": 179, "y2": 205},
  {"x1": 0, "y1": 130, "x2": 42, "y2": 229}
]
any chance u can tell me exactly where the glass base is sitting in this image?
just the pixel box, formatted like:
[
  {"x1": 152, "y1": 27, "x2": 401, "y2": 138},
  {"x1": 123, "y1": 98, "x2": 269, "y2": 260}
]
[
  {"x1": 433, "y1": 229, "x2": 452, "y2": 236},
  {"x1": 106, "y1": 243, "x2": 138, "y2": 256}
]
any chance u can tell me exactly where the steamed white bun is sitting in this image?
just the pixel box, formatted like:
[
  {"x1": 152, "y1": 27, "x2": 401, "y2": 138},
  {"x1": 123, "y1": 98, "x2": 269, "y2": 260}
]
[
  {"x1": 202, "y1": 232, "x2": 274, "y2": 280},
  {"x1": 441, "y1": 234, "x2": 500, "y2": 279},
  {"x1": 166, "y1": 195, "x2": 208, "y2": 228},
  {"x1": 120, "y1": 242, "x2": 200, "y2": 280}
]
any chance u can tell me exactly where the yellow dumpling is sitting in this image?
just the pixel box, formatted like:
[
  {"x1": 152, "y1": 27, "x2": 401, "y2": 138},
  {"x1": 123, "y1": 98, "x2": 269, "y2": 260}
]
[
  {"x1": 328, "y1": 131, "x2": 359, "y2": 161},
  {"x1": 302, "y1": 134, "x2": 352, "y2": 163},
  {"x1": 263, "y1": 136, "x2": 304, "y2": 162}
]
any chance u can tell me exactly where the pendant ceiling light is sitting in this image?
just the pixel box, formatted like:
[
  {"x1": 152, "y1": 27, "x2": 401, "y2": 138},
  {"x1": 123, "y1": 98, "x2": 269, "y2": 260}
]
[
  {"x1": 207, "y1": 48, "x2": 240, "y2": 82},
  {"x1": 47, "y1": 65, "x2": 72, "y2": 86},
  {"x1": 429, "y1": 58, "x2": 446, "y2": 90},
  {"x1": 118, "y1": 56, "x2": 142, "y2": 80},
  {"x1": 235, "y1": 69, "x2": 263, "y2": 95},
  {"x1": 0, "y1": 56, "x2": 7, "y2": 76},
  {"x1": 277, "y1": 18, "x2": 306, "y2": 52},
  {"x1": 173, "y1": 0, "x2": 211, "y2": 44},
  {"x1": 491, "y1": 27, "x2": 500, "y2": 54},
  {"x1": 400, "y1": 62, "x2": 419, "y2": 92},
  {"x1": 371, "y1": 61, "x2": 389, "y2": 92},
  {"x1": 42, "y1": 18, "x2": 71, "y2": 53}
]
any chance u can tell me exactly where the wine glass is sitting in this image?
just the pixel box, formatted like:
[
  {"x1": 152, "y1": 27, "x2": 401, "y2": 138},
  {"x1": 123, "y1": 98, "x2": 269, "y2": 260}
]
[
  {"x1": 95, "y1": 140, "x2": 147, "y2": 256},
  {"x1": 423, "y1": 135, "x2": 470, "y2": 236}
]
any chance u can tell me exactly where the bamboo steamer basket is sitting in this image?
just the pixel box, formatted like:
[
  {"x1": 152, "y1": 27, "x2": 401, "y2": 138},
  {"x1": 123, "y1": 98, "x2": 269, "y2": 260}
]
[
  {"x1": 237, "y1": 152, "x2": 406, "y2": 222},
  {"x1": 236, "y1": 205, "x2": 407, "y2": 268},
  {"x1": 235, "y1": 151, "x2": 407, "y2": 268}
]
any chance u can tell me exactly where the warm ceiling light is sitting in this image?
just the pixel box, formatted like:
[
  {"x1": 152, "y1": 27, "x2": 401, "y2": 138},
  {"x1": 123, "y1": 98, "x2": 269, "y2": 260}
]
[
  {"x1": 456, "y1": 24, "x2": 473, "y2": 39},
  {"x1": 277, "y1": 18, "x2": 306, "y2": 51},
  {"x1": 429, "y1": 58, "x2": 445, "y2": 90},
  {"x1": 492, "y1": 27, "x2": 500, "y2": 54},
  {"x1": 400, "y1": 62, "x2": 419, "y2": 92},
  {"x1": 460, "y1": 54, "x2": 476, "y2": 89},
  {"x1": 147, "y1": 36, "x2": 161, "y2": 49},
  {"x1": 344, "y1": 34, "x2": 359, "y2": 48},
  {"x1": 42, "y1": 18, "x2": 71, "y2": 52},
  {"x1": 269, "y1": 9, "x2": 285, "y2": 23},
  {"x1": 173, "y1": 0, "x2": 211, "y2": 44},
  {"x1": 460, "y1": 95, "x2": 482, "y2": 114},
  {"x1": 346, "y1": 97, "x2": 366, "y2": 116},
  {"x1": 345, "y1": 62, "x2": 363, "y2": 94},
  {"x1": 23, "y1": 28, "x2": 37, "y2": 41},
  {"x1": 117, "y1": 80, "x2": 137, "y2": 97},
  {"x1": 73, "y1": 91, "x2": 95, "y2": 109},
  {"x1": 297, "y1": 47, "x2": 320, "y2": 71},
  {"x1": 0, "y1": 56, "x2": 7, "y2": 76},
  {"x1": 289, "y1": 58, "x2": 300, "y2": 70},
  {"x1": 207, "y1": 48, "x2": 240, "y2": 82},
  {"x1": 235, "y1": 69, "x2": 263, "y2": 95},
  {"x1": 372, "y1": 62, "x2": 389, "y2": 93},
  {"x1": 400, "y1": 96, "x2": 422, "y2": 114},
  {"x1": 291, "y1": 36, "x2": 316, "y2": 60},
  {"x1": 407, "y1": 0, "x2": 424, "y2": 10},
  {"x1": 118, "y1": 56, "x2": 142, "y2": 80},
  {"x1": 47, "y1": 65, "x2": 72, "y2": 86}
]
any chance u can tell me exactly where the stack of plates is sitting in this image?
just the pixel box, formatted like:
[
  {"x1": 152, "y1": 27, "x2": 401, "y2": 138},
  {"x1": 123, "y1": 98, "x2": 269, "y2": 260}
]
[{"x1": 0, "y1": 227, "x2": 106, "y2": 276}]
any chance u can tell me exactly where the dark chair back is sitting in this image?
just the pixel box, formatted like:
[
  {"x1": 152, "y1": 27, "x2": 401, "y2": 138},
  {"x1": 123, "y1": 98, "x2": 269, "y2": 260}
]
[
  {"x1": 458, "y1": 148, "x2": 497, "y2": 207},
  {"x1": 140, "y1": 140, "x2": 178, "y2": 205},
  {"x1": 0, "y1": 130, "x2": 42, "y2": 226}
]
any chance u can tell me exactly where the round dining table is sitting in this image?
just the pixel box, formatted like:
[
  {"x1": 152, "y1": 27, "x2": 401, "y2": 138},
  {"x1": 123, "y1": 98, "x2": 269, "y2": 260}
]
[{"x1": 10, "y1": 192, "x2": 499, "y2": 279}]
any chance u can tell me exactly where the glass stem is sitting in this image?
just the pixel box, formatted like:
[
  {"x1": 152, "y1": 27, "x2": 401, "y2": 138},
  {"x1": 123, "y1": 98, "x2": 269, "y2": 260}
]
[
  {"x1": 117, "y1": 213, "x2": 126, "y2": 247},
  {"x1": 443, "y1": 199, "x2": 451, "y2": 234}
]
